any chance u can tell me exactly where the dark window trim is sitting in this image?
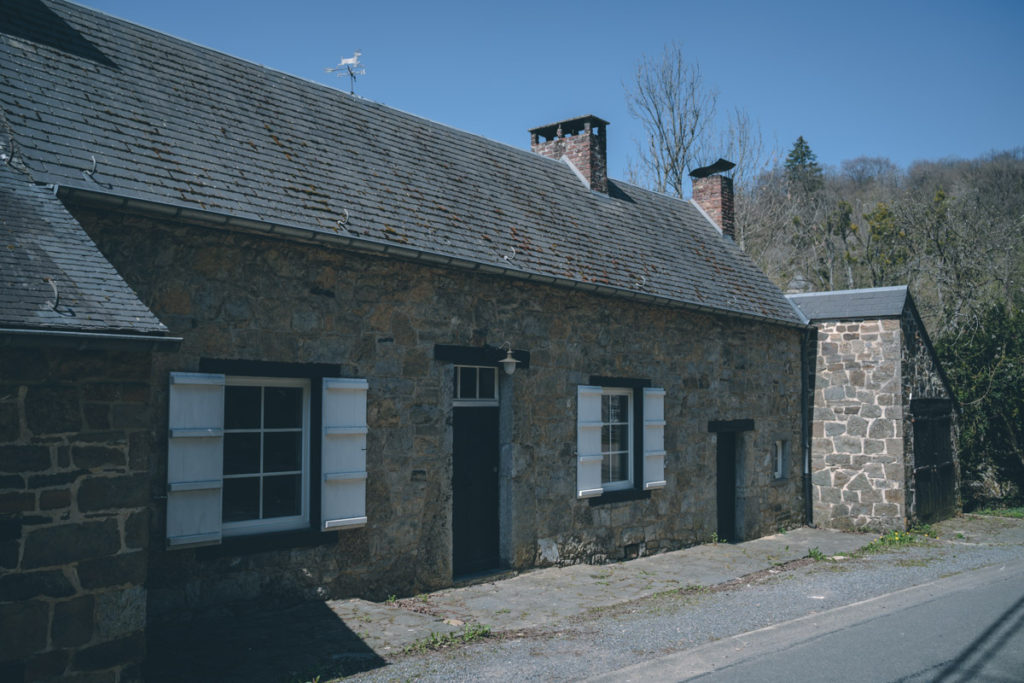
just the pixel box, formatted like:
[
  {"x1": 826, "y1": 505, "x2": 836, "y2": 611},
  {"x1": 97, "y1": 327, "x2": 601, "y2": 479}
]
[
  {"x1": 434, "y1": 344, "x2": 530, "y2": 370},
  {"x1": 708, "y1": 419, "x2": 754, "y2": 433},
  {"x1": 587, "y1": 376, "x2": 653, "y2": 503},
  {"x1": 588, "y1": 488, "x2": 651, "y2": 506}
]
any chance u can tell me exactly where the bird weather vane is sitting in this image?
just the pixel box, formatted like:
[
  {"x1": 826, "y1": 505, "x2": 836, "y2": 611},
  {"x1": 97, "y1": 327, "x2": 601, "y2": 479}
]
[{"x1": 326, "y1": 50, "x2": 365, "y2": 94}]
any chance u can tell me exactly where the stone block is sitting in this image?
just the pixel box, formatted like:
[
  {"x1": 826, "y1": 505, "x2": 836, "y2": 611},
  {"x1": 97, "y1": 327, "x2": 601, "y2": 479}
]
[
  {"x1": 77, "y1": 552, "x2": 147, "y2": 589},
  {"x1": 846, "y1": 473, "x2": 871, "y2": 491},
  {"x1": 25, "y1": 385, "x2": 81, "y2": 434},
  {"x1": 0, "y1": 491, "x2": 34, "y2": 513},
  {"x1": 39, "y1": 489, "x2": 72, "y2": 510},
  {"x1": 885, "y1": 488, "x2": 905, "y2": 504},
  {"x1": 846, "y1": 416, "x2": 868, "y2": 436},
  {"x1": 52, "y1": 595, "x2": 96, "y2": 648},
  {"x1": 124, "y1": 511, "x2": 148, "y2": 550},
  {"x1": 0, "y1": 600, "x2": 50, "y2": 659},
  {"x1": 26, "y1": 648, "x2": 70, "y2": 681},
  {"x1": 77, "y1": 474, "x2": 148, "y2": 512},
  {"x1": 820, "y1": 487, "x2": 842, "y2": 504},
  {"x1": 0, "y1": 402, "x2": 20, "y2": 442},
  {"x1": 860, "y1": 488, "x2": 883, "y2": 504},
  {"x1": 83, "y1": 403, "x2": 111, "y2": 430},
  {"x1": 811, "y1": 469, "x2": 832, "y2": 487},
  {"x1": 833, "y1": 470, "x2": 852, "y2": 488},
  {"x1": 835, "y1": 436, "x2": 862, "y2": 454},
  {"x1": 71, "y1": 631, "x2": 145, "y2": 672},
  {"x1": 110, "y1": 405, "x2": 147, "y2": 430},
  {"x1": 0, "y1": 517, "x2": 20, "y2": 542},
  {"x1": 841, "y1": 489, "x2": 860, "y2": 503},
  {"x1": 0, "y1": 445, "x2": 51, "y2": 473},
  {"x1": 73, "y1": 446, "x2": 126, "y2": 471},
  {"x1": 824, "y1": 422, "x2": 845, "y2": 436},
  {"x1": 824, "y1": 453, "x2": 850, "y2": 466},
  {"x1": 0, "y1": 569, "x2": 75, "y2": 601},
  {"x1": 95, "y1": 586, "x2": 146, "y2": 639},
  {"x1": 823, "y1": 386, "x2": 845, "y2": 401},
  {"x1": 869, "y1": 419, "x2": 894, "y2": 439},
  {"x1": 22, "y1": 520, "x2": 121, "y2": 569},
  {"x1": 873, "y1": 503, "x2": 901, "y2": 518},
  {"x1": 0, "y1": 474, "x2": 25, "y2": 490},
  {"x1": 864, "y1": 439, "x2": 886, "y2": 455}
]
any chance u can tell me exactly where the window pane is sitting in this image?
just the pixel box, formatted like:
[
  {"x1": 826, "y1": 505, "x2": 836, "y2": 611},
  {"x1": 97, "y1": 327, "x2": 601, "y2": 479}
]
[
  {"x1": 610, "y1": 450, "x2": 630, "y2": 482},
  {"x1": 603, "y1": 394, "x2": 629, "y2": 423},
  {"x1": 457, "y1": 367, "x2": 477, "y2": 399},
  {"x1": 263, "y1": 474, "x2": 301, "y2": 518},
  {"x1": 224, "y1": 433, "x2": 260, "y2": 475},
  {"x1": 223, "y1": 477, "x2": 259, "y2": 522},
  {"x1": 225, "y1": 386, "x2": 260, "y2": 429},
  {"x1": 478, "y1": 367, "x2": 496, "y2": 399},
  {"x1": 603, "y1": 424, "x2": 629, "y2": 452},
  {"x1": 264, "y1": 387, "x2": 303, "y2": 429},
  {"x1": 263, "y1": 431, "x2": 302, "y2": 472}
]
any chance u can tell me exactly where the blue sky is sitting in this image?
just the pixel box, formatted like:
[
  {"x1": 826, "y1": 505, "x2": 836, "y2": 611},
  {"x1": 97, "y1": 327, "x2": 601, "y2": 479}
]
[{"x1": 77, "y1": 0, "x2": 1023, "y2": 183}]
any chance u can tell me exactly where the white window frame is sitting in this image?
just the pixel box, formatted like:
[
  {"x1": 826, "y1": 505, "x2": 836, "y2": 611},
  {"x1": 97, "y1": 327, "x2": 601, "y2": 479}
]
[
  {"x1": 773, "y1": 439, "x2": 787, "y2": 480},
  {"x1": 221, "y1": 376, "x2": 311, "y2": 537},
  {"x1": 599, "y1": 388, "x2": 634, "y2": 491},
  {"x1": 453, "y1": 365, "x2": 499, "y2": 407}
]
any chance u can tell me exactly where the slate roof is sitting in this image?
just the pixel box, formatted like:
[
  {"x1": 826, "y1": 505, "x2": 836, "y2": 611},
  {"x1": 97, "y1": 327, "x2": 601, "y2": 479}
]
[
  {"x1": 0, "y1": 160, "x2": 168, "y2": 335},
  {"x1": 786, "y1": 286, "x2": 909, "y2": 322},
  {"x1": 0, "y1": 0, "x2": 802, "y2": 326}
]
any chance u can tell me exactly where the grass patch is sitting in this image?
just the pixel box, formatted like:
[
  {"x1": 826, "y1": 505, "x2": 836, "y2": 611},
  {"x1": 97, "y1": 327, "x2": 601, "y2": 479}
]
[
  {"x1": 806, "y1": 546, "x2": 828, "y2": 561},
  {"x1": 403, "y1": 624, "x2": 492, "y2": 654},
  {"x1": 973, "y1": 506, "x2": 1024, "y2": 519},
  {"x1": 859, "y1": 527, "x2": 935, "y2": 554}
]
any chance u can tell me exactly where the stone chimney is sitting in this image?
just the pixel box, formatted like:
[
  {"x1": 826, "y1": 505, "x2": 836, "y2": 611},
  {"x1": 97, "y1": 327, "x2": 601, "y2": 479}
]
[
  {"x1": 690, "y1": 159, "x2": 736, "y2": 240},
  {"x1": 529, "y1": 115, "x2": 609, "y2": 193}
]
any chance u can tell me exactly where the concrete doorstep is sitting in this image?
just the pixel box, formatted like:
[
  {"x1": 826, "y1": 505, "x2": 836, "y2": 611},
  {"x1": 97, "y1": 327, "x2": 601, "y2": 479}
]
[{"x1": 326, "y1": 527, "x2": 870, "y2": 656}]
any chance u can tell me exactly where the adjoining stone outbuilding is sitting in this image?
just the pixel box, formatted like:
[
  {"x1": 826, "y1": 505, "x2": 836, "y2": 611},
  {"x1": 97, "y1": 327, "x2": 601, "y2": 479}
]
[
  {"x1": 788, "y1": 286, "x2": 959, "y2": 532},
  {"x1": 1, "y1": 2, "x2": 808, "y2": 680}
]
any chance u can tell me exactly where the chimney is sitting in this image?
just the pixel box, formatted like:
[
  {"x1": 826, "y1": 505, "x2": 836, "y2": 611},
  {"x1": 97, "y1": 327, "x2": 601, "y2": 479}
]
[
  {"x1": 529, "y1": 115, "x2": 609, "y2": 193},
  {"x1": 690, "y1": 159, "x2": 736, "y2": 240}
]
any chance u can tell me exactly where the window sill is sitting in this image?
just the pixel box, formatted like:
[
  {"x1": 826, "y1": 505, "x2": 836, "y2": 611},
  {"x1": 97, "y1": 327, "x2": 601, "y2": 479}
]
[
  {"x1": 196, "y1": 526, "x2": 343, "y2": 559},
  {"x1": 588, "y1": 488, "x2": 651, "y2": 506}
]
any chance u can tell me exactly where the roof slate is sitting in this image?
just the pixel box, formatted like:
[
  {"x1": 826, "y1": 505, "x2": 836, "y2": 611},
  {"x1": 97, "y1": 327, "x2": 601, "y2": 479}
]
[
  {"x1": 786, "y1": 286, "x2": 909, "y2": 321},
  {"x1": 0, "y1": 161, "x2": 168, "y2": 334},
  {"x1": 0, "y1": 0, "x2": 801, "y2": 326}
]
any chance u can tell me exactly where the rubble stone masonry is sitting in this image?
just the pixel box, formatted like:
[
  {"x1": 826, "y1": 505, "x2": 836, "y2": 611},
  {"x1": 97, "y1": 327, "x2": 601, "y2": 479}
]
[
  {"x1": 810, "y1": 319, "x2": 905, "y2": 531},
  {"x1": 74, "y1": 207, "x2": 804, "y2": 620},
  {"x1": 0, "y1": 348, "x2": 153, "y2": 682}
]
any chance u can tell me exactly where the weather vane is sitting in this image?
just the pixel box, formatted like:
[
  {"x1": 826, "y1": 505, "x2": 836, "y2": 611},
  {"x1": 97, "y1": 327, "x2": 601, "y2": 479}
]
[{"x1": 326, "y1": 50, "x2": 365, "y2": 95}]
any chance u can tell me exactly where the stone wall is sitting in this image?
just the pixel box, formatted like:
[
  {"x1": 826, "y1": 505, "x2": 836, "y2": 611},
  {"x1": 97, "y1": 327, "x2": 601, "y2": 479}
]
[
  {"x1": 0, "y1": 348, "x2": 153, "y2": 682},
  {"x1": 74, "y1": 206, "x2": 804, "y2": 620},
  {"x1": 809, "y1": 319, "x2": 906, "y2": 531}
]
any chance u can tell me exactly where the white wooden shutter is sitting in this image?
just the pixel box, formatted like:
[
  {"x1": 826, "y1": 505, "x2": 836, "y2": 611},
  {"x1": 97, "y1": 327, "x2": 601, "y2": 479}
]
[
  {"x1": 643, "y1": 387, "x2": 667, "y2": 490},
  {"x1": 166, "y1": 372, "x2": 225, "y2": 548},
  {"x1": 577, "y1": 385, "x2": 604, "y2": 498},
  {"x1": 321, "y1": 378, "x2": 368, "y2": 530}
]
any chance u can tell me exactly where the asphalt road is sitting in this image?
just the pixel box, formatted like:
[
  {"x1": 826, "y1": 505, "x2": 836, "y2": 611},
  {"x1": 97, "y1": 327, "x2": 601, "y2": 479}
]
[{"x1": 596, "y1": 560, "x2": 1024, "y2": 682}]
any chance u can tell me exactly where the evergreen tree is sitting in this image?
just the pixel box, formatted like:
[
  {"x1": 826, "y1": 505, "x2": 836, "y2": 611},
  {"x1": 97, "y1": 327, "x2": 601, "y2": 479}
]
[{"x1": 785, "y1": 136, "x2": 823, "y2": 192}]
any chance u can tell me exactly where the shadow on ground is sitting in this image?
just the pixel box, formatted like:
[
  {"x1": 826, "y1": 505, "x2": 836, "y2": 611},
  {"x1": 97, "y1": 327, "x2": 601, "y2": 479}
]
[{"x1": 146, "y1": 599, "x2": 386, "y2": 682}]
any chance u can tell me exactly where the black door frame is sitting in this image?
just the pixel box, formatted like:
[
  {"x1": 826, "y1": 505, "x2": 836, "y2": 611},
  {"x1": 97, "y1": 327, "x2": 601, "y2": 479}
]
[{"x1": 709, "y1": 420, "x2": 754, "y2": 543}]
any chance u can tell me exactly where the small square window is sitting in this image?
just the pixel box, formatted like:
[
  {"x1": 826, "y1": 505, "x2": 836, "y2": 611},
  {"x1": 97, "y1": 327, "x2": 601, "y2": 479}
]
[{"x1": 454, "y1": 365, "x2": 498, "y2": 404}]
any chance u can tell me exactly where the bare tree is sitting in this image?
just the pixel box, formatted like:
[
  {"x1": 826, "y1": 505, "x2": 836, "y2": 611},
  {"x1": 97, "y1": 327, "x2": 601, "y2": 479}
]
[{"x1": 625, "y1": 43, "x2": 718, "y2": 197}]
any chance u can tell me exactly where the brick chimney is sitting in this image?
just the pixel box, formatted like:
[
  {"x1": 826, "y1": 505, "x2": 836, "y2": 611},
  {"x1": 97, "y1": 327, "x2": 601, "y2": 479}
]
[
  {"x1": 529, "y1": 115, "x2": 609, "y2": 193},
  {"x1": 690, "y1": 160, "x2": 735, "y2": 240}
]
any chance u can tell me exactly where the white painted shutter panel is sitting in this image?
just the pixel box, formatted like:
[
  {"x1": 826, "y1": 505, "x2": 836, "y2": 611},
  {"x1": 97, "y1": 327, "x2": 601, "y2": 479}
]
[
  {"x1": 322, "y1": 378, "x2": 368, "y2": 530},
  {"x1": 577, "y1": 385, "x2": 604, "y2": 498},
  {"x1": 166, "y1": 372, "x2": 225, "y2": 548},
  {"x1": 643, "y1": 388, "x2": 667, "y2": 490}
]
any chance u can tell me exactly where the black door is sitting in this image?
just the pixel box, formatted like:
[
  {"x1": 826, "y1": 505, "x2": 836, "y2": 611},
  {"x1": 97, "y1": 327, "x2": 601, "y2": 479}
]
[
  {"x1": 716, "y1": 432, "x2": 737, "y2": 542},
  {"x1": 452, "y1": 406, "x2": 500, "y2": 576},
  {"x1": 912, "y1": 399, "x2": 956, "y2": 523}
]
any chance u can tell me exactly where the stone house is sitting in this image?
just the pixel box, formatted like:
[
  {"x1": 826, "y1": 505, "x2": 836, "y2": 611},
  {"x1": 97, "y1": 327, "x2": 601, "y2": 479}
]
[
  {"x1": 788, "y1": 286, "x2": 959, "y2": 531},
  {"x1": 1, "y1": 1, "x2": 808, "y2": 680}
]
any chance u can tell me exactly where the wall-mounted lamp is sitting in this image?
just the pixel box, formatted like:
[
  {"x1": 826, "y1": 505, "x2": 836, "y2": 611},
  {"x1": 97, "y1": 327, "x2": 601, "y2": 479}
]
[{"x1": 499, "y1": 341, "x2": 520, "y2": 376}]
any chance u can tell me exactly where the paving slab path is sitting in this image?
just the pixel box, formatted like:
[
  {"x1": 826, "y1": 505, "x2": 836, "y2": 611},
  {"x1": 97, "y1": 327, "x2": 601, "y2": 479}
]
[{"x1": 148, "y1": 526, "x2": 869, "y2": 681}]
